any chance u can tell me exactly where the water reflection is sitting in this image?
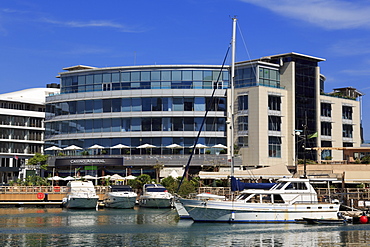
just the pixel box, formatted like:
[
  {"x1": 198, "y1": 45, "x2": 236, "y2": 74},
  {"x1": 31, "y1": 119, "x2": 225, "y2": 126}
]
[{"x1": 0, "y1": 207, "x2": 369, "y2": 246}]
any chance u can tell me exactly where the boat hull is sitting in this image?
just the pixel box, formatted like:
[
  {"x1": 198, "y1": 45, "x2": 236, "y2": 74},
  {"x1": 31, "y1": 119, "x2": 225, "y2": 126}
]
[
  {"x1": 104, "y1": 193, "x2": 137, "y2": 209},
  {"x1": 63, "y1": 197, "x2": 99, "y2": 209},
  {"x1": 139, "y1": 197, "x2": 172, "y2": 208},
  {"x1": 180, "y1": 199, "x2": 340, "y2": 223}
]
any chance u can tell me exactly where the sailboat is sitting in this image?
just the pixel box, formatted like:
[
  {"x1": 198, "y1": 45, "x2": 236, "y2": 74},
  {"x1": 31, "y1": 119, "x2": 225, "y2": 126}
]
[{"x1": 179, "y1": 17, "x2": 341, "y2": 223}]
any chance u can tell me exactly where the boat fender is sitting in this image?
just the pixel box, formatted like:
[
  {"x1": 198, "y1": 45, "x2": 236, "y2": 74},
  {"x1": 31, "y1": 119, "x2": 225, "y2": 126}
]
[
  {"x1": 229, "y1": 212, "x2": 235, "y2": 222},
  {"x1": 359, "y1": 215, "x2": 368, "y2": 224}
]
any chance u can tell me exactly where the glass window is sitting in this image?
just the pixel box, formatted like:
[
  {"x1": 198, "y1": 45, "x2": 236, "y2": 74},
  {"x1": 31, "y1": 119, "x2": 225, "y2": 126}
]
[
  {"x1": 102, "y1": 118, "x2": 111, "y2": 132},
  {"x1": 131, "y1": 118, "x2": 141, "y2": 131},
  {"x1": 69, "y1": 101, "x2": 77, "y2": 115},
  {"x1": 269, "y1": 137, "x2": 281, "y2": 158},
  {"x1": 93, "y1": 99, "x2": 102, "y2": 113},
  {"x1": 93, "y1": 119, "x2": 102, "y2": 132},
  {"x1": 122, "y1": 98, "x2": 131, "y2": 112},
  {"x1": 203, "y1": 71, "x2": 212, "y2": 81},
  {"x1": 85, "y1": 120, "x2": 93, "y2": 133},
  {"x1": 194, "y1": 117, "x2": 204, "y2": 131},
  {"x1": 86, "y1": 75, "x2": 94, "y2": 84},
  {"x1": 321, "y1": 122, "x2": 332, "y2": 136},
  {"x1": 343, "y1": 124, "x2": 353, "y2": 138},
  {"x1": 162, "y1": 118, "x2": 171, "y2": 131},
  {"x1": 112, "y1": 73, "x2": 120, "y2": 82},
  {"x1": 141, "y1": 71, "x2": 150, "y2": 81},
  {"x1": 217, "y1": 118, "x2": 226, "y2": 131},
  {"x1": 184, "y1": 98, "x2": 194, "y2": 111},
  {"x1": 268, "y1": 95, "x2": 281, "y2": 111},
  {"x1": 103, "y1": 73, "x2": 111, "y2": 83},
  {"x1": 76, "y1": 101, "x2": 85, "y2": 114},
  {"x1": 182, "y1": 71, "x2": 192, "y2": 81},
  {"x1": 131, "y1": 72, "x2": 140, "y2": 81},
  {"x1": 122, "y1": 118, "x2": 131, "y2": 132},
  {"x1": 238, "y1": 116, "x2": 248, "y2": 131},
  {"x1": 103, "y1": 99, "x2": 112, "y2": 113},
  {"x1": 161, "y1": 71, "x2": 171, "y2": 81},
  {"x1": 161, "y1": 81, "x2": 171, "y2": 89},
  {"x1": 194, "y1": 98, "x2": 205, "y2": 111},
  {"x1": 151, "y1": 71, "x2": 160, "y2": 81},
  {"x1": 111, "y1": 98, "x2": 121, "y2": 112},
  {"x1": 78, "y1": 76, "x2": 86, "y2": 85},
  {"x1": 163, "y1": 98, "x2": 171, "y2": 111},
  {"x1": 94, "y1": 74, "x2": 102, "y2": 83},
  {"x1": 132, "y1": 98, "x2": 141, "y2": 111},
  {"x1": 152, "y1": 118, "x2": 161, "y2": 131},
  {"x1": 142, "y1": 118, "x2": 151, "y2": 131},
  {"x1": 142, "y1": 98, "x2": 151, "y2": 111},
  {"x1": 173, "y1": 98, "x2": 184, "y2": 111},
  {"x1": 321, "y1": 103, "x2": 331, "y2": 117},
  {"x1": 193, "y1": 71, "x2": 202, "y2": 80},
  {"x1": 112, "y1": 118, "x2": 121, "y2": 132},
  {"x1": 268, "y1": 116, "x2": 281, "y2": 131},
  {"x1": 172, "y1": 71, "x2": 181, "y2": 81},
  {"x1": 151, "y1": 81, "x2": 161, "y2": 89},
  {"x1": 342, "y1": 106, "x2": 352, "y2": 120},
  {"x1": 184, "y1": 117, "x2": 194, "y2": 131},
  {"x1": 121, "y1": 72, "x2": 130, "y2": 82},
  {"x1": 152, "y1": 98, "x2": 162, "y2": 111},
  {"x1": 173, "y1": 118, "x2": 183, "y2": 131}
]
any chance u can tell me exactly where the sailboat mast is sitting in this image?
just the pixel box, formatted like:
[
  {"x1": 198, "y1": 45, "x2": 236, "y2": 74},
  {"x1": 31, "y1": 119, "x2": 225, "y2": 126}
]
[{"x1": 230, "y1": 17, "x2": 237, "y2": 177}]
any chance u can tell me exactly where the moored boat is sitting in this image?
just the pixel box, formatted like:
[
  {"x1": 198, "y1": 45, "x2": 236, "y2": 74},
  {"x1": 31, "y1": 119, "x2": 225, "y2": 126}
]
[
  {"x1": 62, "y1": 180, "x2": 99, "y2": 209},
  {"x1": 180, "y1": 177, "x2": 340, "y2": 223},
  {"x1": 104, "y1": 185, "x2": 137, "y2": 209},
  {"x1": 138, "y1": 184, "x2": 173, "y2": 208}
]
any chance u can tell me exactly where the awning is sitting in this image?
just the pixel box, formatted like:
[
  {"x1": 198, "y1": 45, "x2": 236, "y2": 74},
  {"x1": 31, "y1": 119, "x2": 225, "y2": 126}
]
[
  {"x1": 199, "y1": 165, "x2": 292, "y2": 179},
  {"x1": 344, "y1": 170, "x2": 370, "y2": 183}
]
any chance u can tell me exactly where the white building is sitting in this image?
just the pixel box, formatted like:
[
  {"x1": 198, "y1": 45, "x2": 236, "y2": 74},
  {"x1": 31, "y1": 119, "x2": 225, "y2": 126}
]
[{"x1": 0, "y1": 86, "x2": 59, "y2": 183}]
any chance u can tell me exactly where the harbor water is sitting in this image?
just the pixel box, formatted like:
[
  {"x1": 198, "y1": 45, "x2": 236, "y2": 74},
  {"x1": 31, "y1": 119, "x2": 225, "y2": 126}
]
[{"x1": 0, "y1": 207, "x2": 370, "y2": 246}]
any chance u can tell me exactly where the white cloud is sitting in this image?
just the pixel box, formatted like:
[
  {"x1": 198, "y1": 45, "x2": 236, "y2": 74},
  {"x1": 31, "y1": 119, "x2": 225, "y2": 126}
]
[
  {"x1": 329, "y1": 39, "x2": 370, "y2": 56},
  {"x1": 240, "y1": 0, "x2": 370, "y2": 29},
  {"x1": 40, "y1": 18, "x2": 141, "y2": 33}
]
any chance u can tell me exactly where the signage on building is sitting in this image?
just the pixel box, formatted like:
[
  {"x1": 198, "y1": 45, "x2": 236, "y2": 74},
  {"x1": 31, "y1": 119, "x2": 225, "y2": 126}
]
[{"x1": 55, "y1": 158, "x2": 124, "y2": 167}]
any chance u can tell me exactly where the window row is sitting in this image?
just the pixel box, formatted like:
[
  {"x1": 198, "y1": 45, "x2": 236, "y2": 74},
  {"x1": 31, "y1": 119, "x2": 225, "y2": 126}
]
[
  {"x1": 45, "y1": 117, "x2": 226, "y2": 135},
  {"x1": 47, "y1": 97, "x2": 226, "y2": 117},
  {"x1": 0, "y1": 143, "x2": 42, "y2": 154},
  {"x1": 0, "y1": 129, "x2": 43, "y2": 141},
  {"x1": 46, "y1": 137, "x2": 226, "y2": 155},
  {"x1": 320, "y1": 103, "x2": 353, "y2": 120},
  {"x1": 0, "y1": 115, "x2": 43, "y2": 128},
  {"x1": 0, "y1": 101, "x2": 44, "y2": 112}
]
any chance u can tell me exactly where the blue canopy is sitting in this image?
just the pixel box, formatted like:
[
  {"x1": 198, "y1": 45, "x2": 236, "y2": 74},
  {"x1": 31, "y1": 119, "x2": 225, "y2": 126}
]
[{"x1": 231, "y1": 176, "x2": 275, "y2": 191}]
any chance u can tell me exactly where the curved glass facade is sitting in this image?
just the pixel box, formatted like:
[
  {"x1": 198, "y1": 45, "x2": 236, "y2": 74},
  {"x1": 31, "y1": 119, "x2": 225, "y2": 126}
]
[
  {"x1": 61, "y1": 69, "x2": 229, "y2": 94},
  {"x1": 45, "y1": 66, "x2": 229, "y2": 155}
]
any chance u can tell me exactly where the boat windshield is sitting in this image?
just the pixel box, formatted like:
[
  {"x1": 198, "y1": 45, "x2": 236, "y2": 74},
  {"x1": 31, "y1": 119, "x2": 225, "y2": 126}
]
[
  {"x1": 273, "y1": 182, "x2": 287, "y2": 190},
  {"x1": 147, "y1": 188, "x2": 167, "y2": 192}
]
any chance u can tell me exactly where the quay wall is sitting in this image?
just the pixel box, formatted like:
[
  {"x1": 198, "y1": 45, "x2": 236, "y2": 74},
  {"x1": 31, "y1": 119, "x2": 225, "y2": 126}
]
[{"x1": 0, "y1": 186, "x2": 109, "y2": 201}]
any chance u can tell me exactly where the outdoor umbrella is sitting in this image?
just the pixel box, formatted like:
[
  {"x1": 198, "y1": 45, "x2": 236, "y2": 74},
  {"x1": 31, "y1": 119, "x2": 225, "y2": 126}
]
[
  {"x1": 83, "y1": 175, "x2": 98, "y2": 180},
  {"x1": 62, "y1": 176, "x2": 76, "y2": 181},
  {"x1": 111, "y1": 144, "x2": 130, "y2": 149},
  {"x1": 47, "y1": 176, "x2": 63, "y2": 181},
  {"x1": 110, "y1": 174, "x2": 125, "y2": 180},
  {"x1": 212, "y1": 144, "x2": 227, "y2": 149},
  {"x1": 110, "y1": 144, "x2": 130, "y2": 155},
  {"x1": 137, "y1": 143, "x2": 156, "y2": 155},
  {"x1": 44, "y1": 146, "x2": 62, "y2": 151},
  {"x1": 63, "y1": 145, "x2": 83, "y2": 150},
  {"x1": 88, "y1": 144, "x2": 104, "y2": 149},
  {"x1": 166, "y1": 143, "x2": 183, "y2": 154},
  {"x1": 124, "y1": 175, "x2": 137, "y2": 180},
  {"x1": 190, "y1": 143, "x2": 208, "y2": 155}
]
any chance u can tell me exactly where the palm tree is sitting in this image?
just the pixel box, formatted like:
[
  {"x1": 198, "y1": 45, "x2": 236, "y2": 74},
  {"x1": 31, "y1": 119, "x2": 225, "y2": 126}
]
[{"x1": 153, "y1": 162, "x2": 164, "y2": 183}]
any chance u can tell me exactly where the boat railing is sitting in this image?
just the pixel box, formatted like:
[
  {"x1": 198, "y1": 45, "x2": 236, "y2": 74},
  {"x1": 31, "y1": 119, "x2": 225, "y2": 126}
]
[{"x1": 0, "y1": 186, "x2": 110, "y2": 194}]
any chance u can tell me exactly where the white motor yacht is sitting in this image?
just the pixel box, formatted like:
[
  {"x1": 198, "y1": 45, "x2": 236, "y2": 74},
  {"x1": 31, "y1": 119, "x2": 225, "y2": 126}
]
[
  {"x1": 62, "y1": 180, "x2": 99, "y2": 209},
  {"x1": 138, "y1": 184, "x2": 173, "y2": 208},
  {"x1": 180, "y1": 177, "x2": 340, "y2": 223},
  {"x1": 104, "y1": 185, "x2": 137, "y2": 209}
]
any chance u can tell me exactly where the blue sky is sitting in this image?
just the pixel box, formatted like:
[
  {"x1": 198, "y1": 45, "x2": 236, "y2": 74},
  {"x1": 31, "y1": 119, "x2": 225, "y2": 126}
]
[{"x1": 1, "y1": 0, "x2": 370, "y2": 140}]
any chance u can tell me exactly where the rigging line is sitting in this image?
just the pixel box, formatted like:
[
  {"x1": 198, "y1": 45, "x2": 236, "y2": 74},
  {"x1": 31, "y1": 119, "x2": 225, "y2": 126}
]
[
  {"x1": 237, "y1": 22, "x2": 258, "y2": 79},
  {"x1": 176, "y1": 45, "x2": 231, "y2": 193}
]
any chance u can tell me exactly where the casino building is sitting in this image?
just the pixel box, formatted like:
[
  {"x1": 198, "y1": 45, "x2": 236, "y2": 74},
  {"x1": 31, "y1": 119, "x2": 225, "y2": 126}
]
[{"x1": 44, "y1": 52, "x2": 363, "y2": 178}]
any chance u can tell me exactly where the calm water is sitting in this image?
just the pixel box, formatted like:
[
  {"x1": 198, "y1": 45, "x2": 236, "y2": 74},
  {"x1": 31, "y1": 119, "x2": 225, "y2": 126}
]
[{"x1": 0, "y1": 207, "x2": 369, "y2": 246}]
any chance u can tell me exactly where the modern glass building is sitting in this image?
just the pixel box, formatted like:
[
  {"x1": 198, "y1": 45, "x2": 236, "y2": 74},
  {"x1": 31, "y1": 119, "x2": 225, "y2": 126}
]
[{"x1": 44, "y1": 52, "x2": 363, "y2": 178}]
